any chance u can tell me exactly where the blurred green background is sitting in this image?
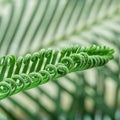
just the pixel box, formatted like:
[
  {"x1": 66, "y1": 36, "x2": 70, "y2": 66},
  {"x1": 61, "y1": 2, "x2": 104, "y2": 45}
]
[{"x1": 0, "y1": 0, "x2": 120, "y2": 119}]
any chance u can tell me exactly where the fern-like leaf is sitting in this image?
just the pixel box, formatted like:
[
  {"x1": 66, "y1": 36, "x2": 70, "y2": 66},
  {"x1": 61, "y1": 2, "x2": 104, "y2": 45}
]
[{"x1": 0, "y1": 45, "x2": 114, "y2": 99}]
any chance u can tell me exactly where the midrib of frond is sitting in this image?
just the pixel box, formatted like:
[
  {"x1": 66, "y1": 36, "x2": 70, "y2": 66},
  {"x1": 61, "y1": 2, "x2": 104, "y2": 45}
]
[{"x1": 44, "y1": 6, "x2": 120, "y2": 48}]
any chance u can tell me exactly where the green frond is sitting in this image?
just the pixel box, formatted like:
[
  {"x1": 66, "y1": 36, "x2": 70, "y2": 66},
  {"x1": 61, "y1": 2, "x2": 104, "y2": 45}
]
[{"x1": 0, "y1": 45, "x2": 114, "y2": 99}]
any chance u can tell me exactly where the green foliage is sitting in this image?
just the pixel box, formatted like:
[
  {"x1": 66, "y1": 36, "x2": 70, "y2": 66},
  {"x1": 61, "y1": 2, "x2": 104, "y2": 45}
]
[
  {"x1": 0, "y1": 0, "x2": 119, "y2": 120},
  {"x1": 0, "y1": 45, "x2": 114, "y2": 99}
]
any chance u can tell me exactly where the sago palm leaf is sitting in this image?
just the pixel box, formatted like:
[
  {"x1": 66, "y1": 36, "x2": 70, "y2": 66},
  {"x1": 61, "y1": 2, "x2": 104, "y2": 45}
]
[
  {"x1": 0, "y1": 0, "x2": 119, "y2": 120},
  {"x1": 0, "y1": 45, "x2": 114, "y2": 99}
]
